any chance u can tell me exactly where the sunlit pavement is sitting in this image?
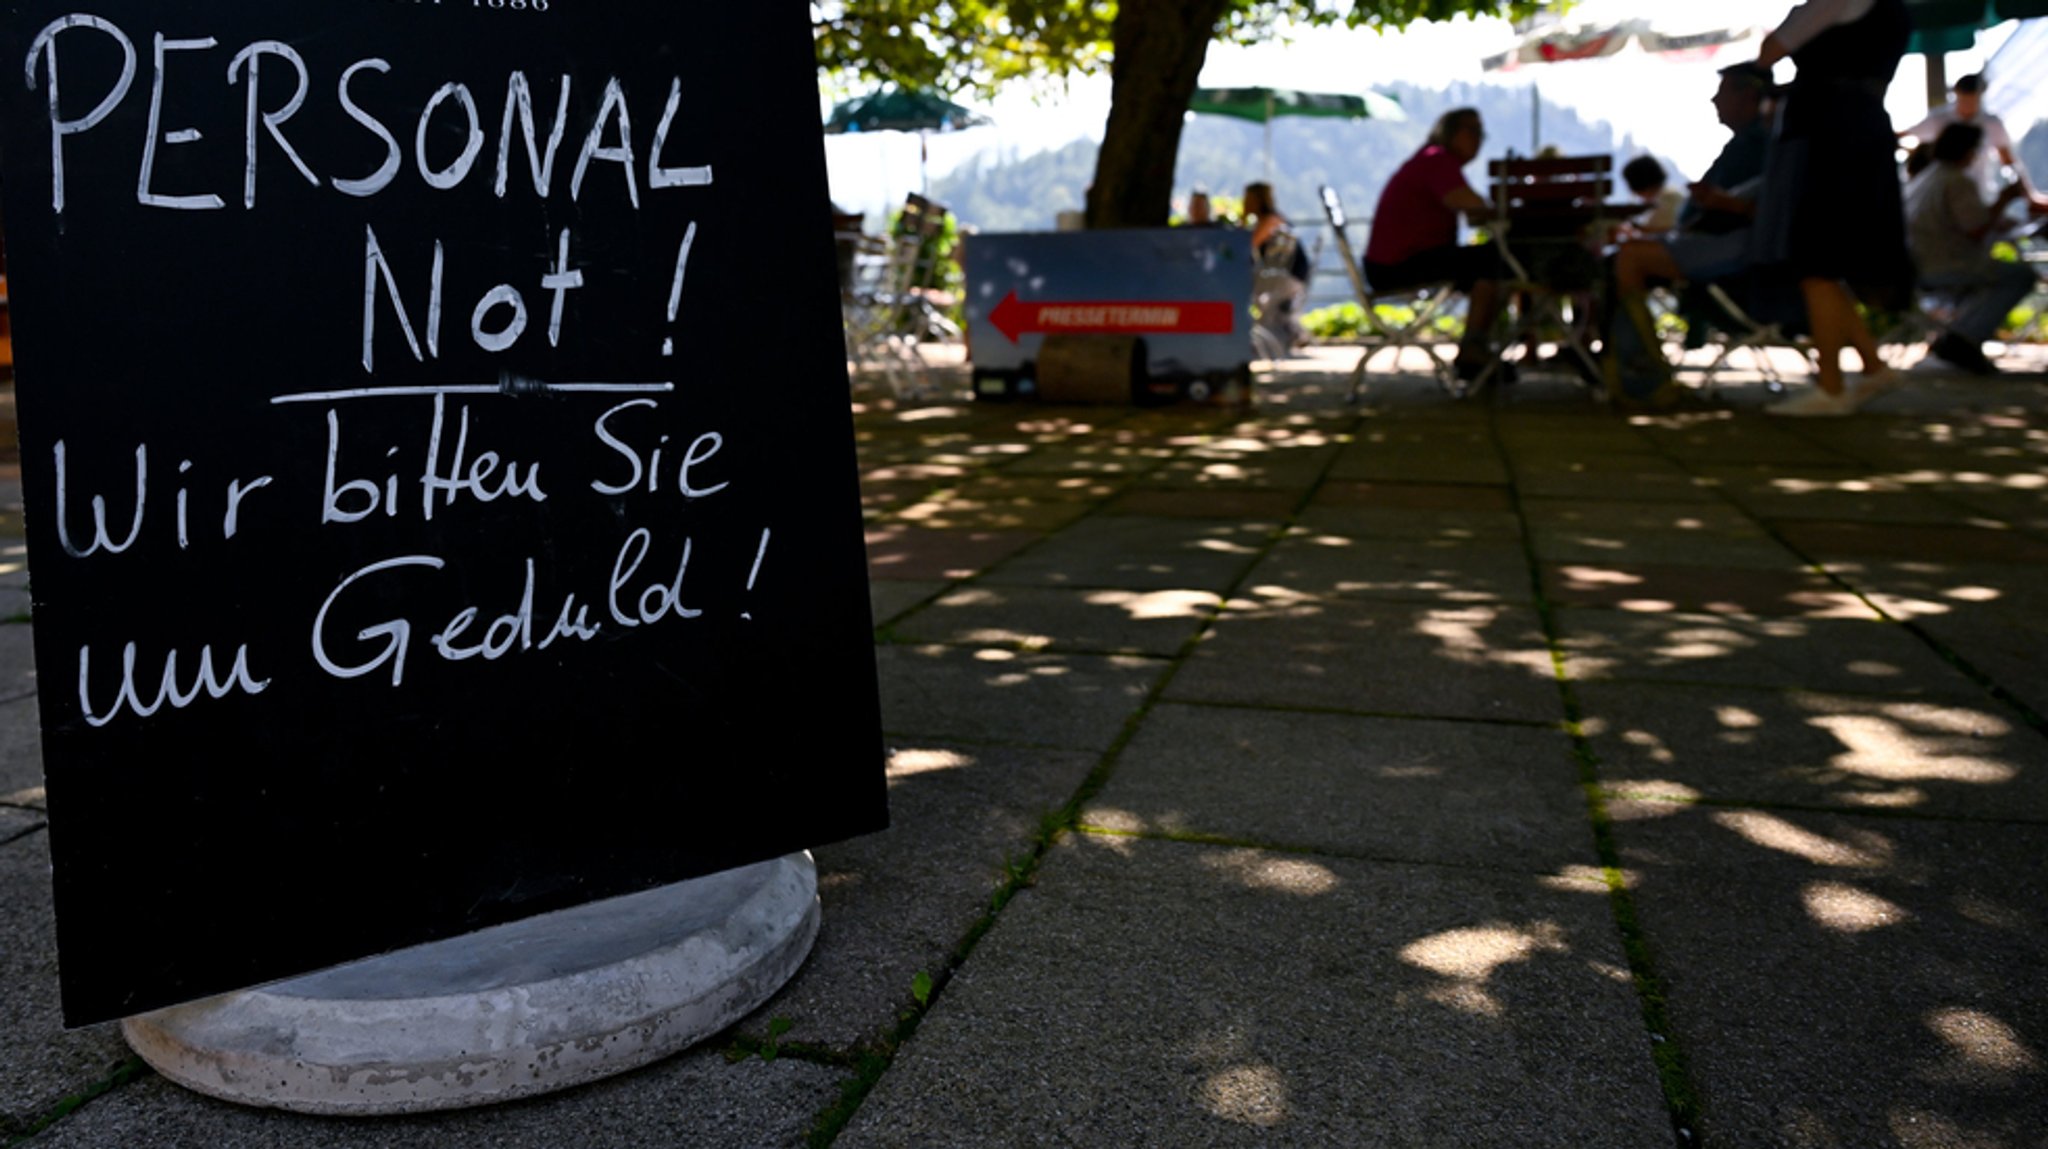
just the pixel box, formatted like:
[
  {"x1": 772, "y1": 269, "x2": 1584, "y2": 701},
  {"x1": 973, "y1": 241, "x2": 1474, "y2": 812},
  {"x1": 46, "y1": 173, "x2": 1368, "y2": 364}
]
[{"x1": 5, "y1": 348, "x2": 2048, "y2": 1146}]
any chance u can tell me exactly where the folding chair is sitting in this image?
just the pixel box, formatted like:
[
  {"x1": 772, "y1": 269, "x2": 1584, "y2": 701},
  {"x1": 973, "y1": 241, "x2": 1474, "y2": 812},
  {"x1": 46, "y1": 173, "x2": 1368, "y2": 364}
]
[
  {"x1": 1251, "y1": 229, "x2": 1306, "y2": 361},
  {"x1": 1316, "y1": 185, "x2": 1458, "y2": 401},
  {"x1": 1483, "y1": 155, "x2": 1613, "y2": 392},
  {"x1": 1685, "y1": 281, "x2": 1813, "y2": 397},
  {"x1": 842, "y1": 232, "x2": 933, "y2": 399},
  {"x1": 841, "y1": 194, "x2": 965, "y2": 399}
]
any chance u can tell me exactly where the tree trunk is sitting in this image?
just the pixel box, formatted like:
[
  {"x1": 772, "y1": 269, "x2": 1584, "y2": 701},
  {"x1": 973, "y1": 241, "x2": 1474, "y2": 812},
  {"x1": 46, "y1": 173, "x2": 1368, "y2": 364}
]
[{"x1": 1085, "y1": 0, "x2": 1232, "y2": 228}]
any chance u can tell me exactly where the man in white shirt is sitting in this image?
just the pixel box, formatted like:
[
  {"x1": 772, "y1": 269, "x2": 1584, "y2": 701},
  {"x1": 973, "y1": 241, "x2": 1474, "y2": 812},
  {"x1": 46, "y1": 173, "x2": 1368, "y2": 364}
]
[
  {"x1": 1899, "y1": 74, "x2": 2048, "y2": 214},
  {"x1": 1906, "y1": 122, "x2": 2037, "y2": 374}
]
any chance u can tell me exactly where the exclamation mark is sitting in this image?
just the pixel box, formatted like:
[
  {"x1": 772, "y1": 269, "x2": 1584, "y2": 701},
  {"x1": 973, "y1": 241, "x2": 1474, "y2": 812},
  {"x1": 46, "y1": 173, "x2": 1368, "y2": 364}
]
[
  {"x1": 741, "y1": 527, "x2": 770, "y2": 620},
  {"x1": 662, "y1": 221, "x2": 698, "y2": 357}
]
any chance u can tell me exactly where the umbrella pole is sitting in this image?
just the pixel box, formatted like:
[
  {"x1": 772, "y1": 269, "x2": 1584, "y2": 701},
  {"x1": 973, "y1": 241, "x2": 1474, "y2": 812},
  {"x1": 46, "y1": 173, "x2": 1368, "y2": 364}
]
[
  {"x1": 920, "y1": 131, "x2": 929, "y2": 196},
  {"x1": 1531, "y1": 81, "x2": 1541, "y2": 153},
  {"x1": 1924, "y1": 53, "x2": 1947, "y2": 110}
]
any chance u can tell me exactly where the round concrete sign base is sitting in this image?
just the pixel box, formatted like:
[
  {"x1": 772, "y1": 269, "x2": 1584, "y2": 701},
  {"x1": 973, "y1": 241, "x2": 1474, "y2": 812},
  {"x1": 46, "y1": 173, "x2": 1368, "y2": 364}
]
[{"x1": 122, "y1": 853, "x2": 819, "y2": 1115}]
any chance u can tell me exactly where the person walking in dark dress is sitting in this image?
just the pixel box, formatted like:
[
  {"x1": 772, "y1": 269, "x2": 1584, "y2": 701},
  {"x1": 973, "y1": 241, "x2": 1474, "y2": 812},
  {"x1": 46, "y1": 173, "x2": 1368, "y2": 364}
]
[{"x1": 1753, "y1": 0, "x2": 1913, "y2": 416}]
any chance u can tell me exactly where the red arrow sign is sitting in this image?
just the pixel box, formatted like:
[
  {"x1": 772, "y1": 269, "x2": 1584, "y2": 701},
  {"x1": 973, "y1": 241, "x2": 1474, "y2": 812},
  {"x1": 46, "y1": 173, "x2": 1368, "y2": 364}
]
[{"x1": 988, "y1": 290, "x2": 1238, "y2": 343}]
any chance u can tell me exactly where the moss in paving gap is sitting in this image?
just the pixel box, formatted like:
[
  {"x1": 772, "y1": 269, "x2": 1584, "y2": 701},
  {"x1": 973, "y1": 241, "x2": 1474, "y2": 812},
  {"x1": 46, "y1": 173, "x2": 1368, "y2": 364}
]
[
  {"x1": 2, "y1": 1056, "x2": 150, "y2": 1148},
  {"x1": 1486, "y1": 407, "x2": 1705, "y2": 1147},
  {"x1": 804, "y1": 408, "x2": 1372, "y2": 1145}
]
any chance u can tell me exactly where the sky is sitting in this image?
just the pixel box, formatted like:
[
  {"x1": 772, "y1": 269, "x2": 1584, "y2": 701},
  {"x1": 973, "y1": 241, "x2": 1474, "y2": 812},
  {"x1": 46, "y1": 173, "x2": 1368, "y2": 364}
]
[{"x1": 822, "y1": 4, "x2": 2016, "y2": 218}]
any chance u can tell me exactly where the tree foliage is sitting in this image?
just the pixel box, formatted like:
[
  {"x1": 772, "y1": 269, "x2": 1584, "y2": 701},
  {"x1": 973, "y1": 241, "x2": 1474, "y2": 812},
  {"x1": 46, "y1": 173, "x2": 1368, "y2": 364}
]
[
  {"x1": 814, "y1": 1, "x2": 1551, "y2": 226},
  {"x1": 815, "y1": 1, "x2": 1546, "y2": 96}
]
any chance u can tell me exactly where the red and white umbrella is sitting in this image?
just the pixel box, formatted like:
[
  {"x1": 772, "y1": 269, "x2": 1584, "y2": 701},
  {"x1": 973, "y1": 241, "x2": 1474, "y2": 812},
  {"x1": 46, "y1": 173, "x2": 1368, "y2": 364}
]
[{"x1": 1481, "y1": 3, "x2": 1770, "y2": 72}]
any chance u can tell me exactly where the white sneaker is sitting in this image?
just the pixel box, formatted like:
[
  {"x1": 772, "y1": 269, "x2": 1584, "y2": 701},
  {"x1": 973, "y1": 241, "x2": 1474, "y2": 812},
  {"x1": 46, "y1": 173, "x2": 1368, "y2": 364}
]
[{"x1": 1766, "y1": 386, "x2": 1864, "y2": 417}]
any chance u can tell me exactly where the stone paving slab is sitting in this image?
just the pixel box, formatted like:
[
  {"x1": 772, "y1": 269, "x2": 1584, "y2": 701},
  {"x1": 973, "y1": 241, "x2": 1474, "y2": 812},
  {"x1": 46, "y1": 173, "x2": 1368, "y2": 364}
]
[
  {"x1": 1939, "y1": 487, "x2": 2048, "y2": 533},
  {"x1": 891, "y1": 493, "x2": 1097, "y2": 532},
  {"x1": 1577, "y1": 680, "x2": 2048, "y2": 820},
  {"x1": 1774, "y1": 521, "x2": 2048, "y2": 567},
  {"x1": 862, "y1": 525, "x2": 1043, "y2": 582},
  {"x1": 976, "y1": 516, "x2": 1273, "y2": 593},
  {"x1": 1525, "y1": 521, "x2": 1807, "y2": 570},
  {"x1": 1325, "y1": 446, "x2": 1510, "y2": 486},
  {"x1": 0, "y1": 827, "x2": 134, "y2": 1140},
  {"x1": 1910, "y1": 613, "x2": 2048, "y2": 724},
  {"x1": 889, "y1": 585, "x2": 1217, "y2": 658},
  {"x1": 0, "y1": 624, "x2": 36, "y2": 705},
  {"x1": 1311, "y1": 480, "x2": 1515, "y2": 513},
  {"x1": 869, "y1": 579, "x2": 947, "y2": 629},
  {"x1": 1244, "y1": 533, "x2": 1537, "y2": 606},
  {"x1": 947, "y1": 473, "x2": 1130, "y2": 504},
  {"x1": 1553, "y1": 609, "x2": 1986, "y2": 698},
  {"x1": 0, "y1": 695, "x2": 45, "y2": 808},
  {"x1": 1630, "y1": 417, "x2": 1858, "y2": 466},
  {"x1": 1140, "y1": 455, "x2": 1336, "y2": 492},
  {"x1": 1101, "y1": 487, "x2": 1299, "y2": 520},
  {"x1": 1539, "y1": 562, "x2": 1880, "y2": 619},
  {"x1": 1608, "y1": 801, "x2": 2048, "y2": 1149},
  {"x1": 1515, "y1": 496, "x2": 1763, "y2": 536},
  {"x1": 838, "y1": 834, "x2": 1671, "y2": 1148},
  {"x1": 1824, "y1": 558, "x2": 2048, "y2": 623},
  {"x1": 1292, "y1": 502, "x2": 1525, "y2": 544},
  {"x1": 26, "y1": 1050, "x2": 843, "y2": 1149},
  {"x1": 1082, "y1": 703, "x2": 1592, "y2": 872},
  {"x1": 740, "y1": 740, "x2": 1099, "y2": 1047},
  {"x1": 993, "y1": 445, "x2": 1173, "y2": 478},
  {"x1": 1511, "y1": 466, "x2": 1722, "y2": 503},
  {"x1": 1169, "y1": 600, "x2": 1562, "y2": 722},
  {"x1": 874, "y1": 643, "x2": 1167, "y2": 751}
]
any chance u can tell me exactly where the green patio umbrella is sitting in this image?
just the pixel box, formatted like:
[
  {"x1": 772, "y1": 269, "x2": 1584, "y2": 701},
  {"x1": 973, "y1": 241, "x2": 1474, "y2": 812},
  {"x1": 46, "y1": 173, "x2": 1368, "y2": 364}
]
[
  {"x1": 824, "y1": 86, "x2": 992, "y2": 194},
  {"x1": 1186, "y1": 86, "x2": 1406, "y2": 184},
  {"x1": 1906, "y1": 0, "x2": 2048, "y2": 54}
]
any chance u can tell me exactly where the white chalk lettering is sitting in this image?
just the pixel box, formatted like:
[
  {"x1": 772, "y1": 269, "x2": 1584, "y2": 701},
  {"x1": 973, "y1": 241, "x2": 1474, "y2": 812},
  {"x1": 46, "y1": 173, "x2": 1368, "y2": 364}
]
[
  {"x1": 361, "y1": 224, "x2": 442, "y2": 372},
  {"x1": 322, "y1": 409, "x2": 401, "y2": 524},
  {"x1": 569, "y1": 77, "x2": 637, "y2": 208},
  {"x1": 53, "y1": 440, "x2": 146, "y2": 558},
  {"x1": 78, "y1": 640, "x2": 269, "y2": 727},
  {"x1": 647, "y1": 77, "x2": 712, "y2": 190},
  {"x1": 432, "y1": 557, "x2": 537, "y2": 661},
  {"x1": 222, "y1": 474, "x2": 272, "y2": 539},
  {"x1": 415, "y1": 80, "x2": 483, "y2": 190},
  {"x1": 494, "y1": 71, "x2": 570, "y2": 198},
  {"x1": 420, "y1": 393, "x2": 547, "y2": 519},
  {"x1": 332, "y1": 58, "x2": 400, "y2": 197},
  {"x1": 542, "y1": 226, "x2": 582, "y2": 347},
  {"x1": 588, "y1": 400, "x2": 726, "y2": 498},
  {"x1": 312, "y1": 554, "x2": 443, "y2": 686},
  {"x1": 227, "y1": 39, "x2": 319, "y2": 208},
  {"x1": 469, "y1": 283, "x2": 527, "y2": 351},
  {"x1": 138, "y1": 34, "x2": 223, "y2": 210},
  {"x1": 174, "y1": 459, "x2": 192, "y2": 549},
  {"x1": 25, "y1": 14, "x2": 137, "y2": 213},
  {"x1": 607, "y1": 528, "x2": 702, "y2": 627}
]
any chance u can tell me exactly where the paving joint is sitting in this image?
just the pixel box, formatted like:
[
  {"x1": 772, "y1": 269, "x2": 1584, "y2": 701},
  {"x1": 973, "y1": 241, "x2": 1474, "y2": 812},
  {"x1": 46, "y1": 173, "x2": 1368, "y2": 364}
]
[
  {"x1": 1489, "y1": 403, "x2": 1705, "y2": 1149},
  {"x1": 807, "y1": 408, "x2": 1370, "y2": 1143}
]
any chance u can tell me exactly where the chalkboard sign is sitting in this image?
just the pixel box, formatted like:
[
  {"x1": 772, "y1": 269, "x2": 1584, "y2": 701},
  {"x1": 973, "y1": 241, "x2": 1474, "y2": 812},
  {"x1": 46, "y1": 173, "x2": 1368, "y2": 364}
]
[{"x1": 0, "y1": 1, "x2": 886, "y2": 1026}]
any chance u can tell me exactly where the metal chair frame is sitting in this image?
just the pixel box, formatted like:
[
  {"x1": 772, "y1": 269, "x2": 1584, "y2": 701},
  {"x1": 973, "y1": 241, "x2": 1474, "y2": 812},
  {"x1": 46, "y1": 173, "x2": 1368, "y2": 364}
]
[
  {"x1": 1481, "y1": 155, "x2": 1613, "y2": 394},
  {"x1": 1316, "y1": 185, "x2": 1458, "y2": 401}
]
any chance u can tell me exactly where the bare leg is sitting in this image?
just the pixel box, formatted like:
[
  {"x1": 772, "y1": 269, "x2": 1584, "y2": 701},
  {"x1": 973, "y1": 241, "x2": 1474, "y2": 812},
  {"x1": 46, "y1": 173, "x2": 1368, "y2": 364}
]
[
  {"x1": 1615, "y1": 241, "x2": 1682, "y2": 295},
  {"x1": 1800, "y1": 277, "x2": 1880, "y2": 396}
]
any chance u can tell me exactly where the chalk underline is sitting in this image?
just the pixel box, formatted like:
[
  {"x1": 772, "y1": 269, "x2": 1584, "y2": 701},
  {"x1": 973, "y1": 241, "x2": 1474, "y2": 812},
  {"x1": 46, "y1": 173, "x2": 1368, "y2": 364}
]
[{"x1": 270, "y1": 381, "x2": 675, "y2": 405}]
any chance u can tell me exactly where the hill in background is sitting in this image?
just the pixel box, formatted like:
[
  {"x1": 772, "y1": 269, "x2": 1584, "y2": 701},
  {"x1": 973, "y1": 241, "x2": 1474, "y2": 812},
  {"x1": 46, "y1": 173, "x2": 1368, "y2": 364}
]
[{"x1": 929, "y1": 81, "x2": 1641, "y2": 233}]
